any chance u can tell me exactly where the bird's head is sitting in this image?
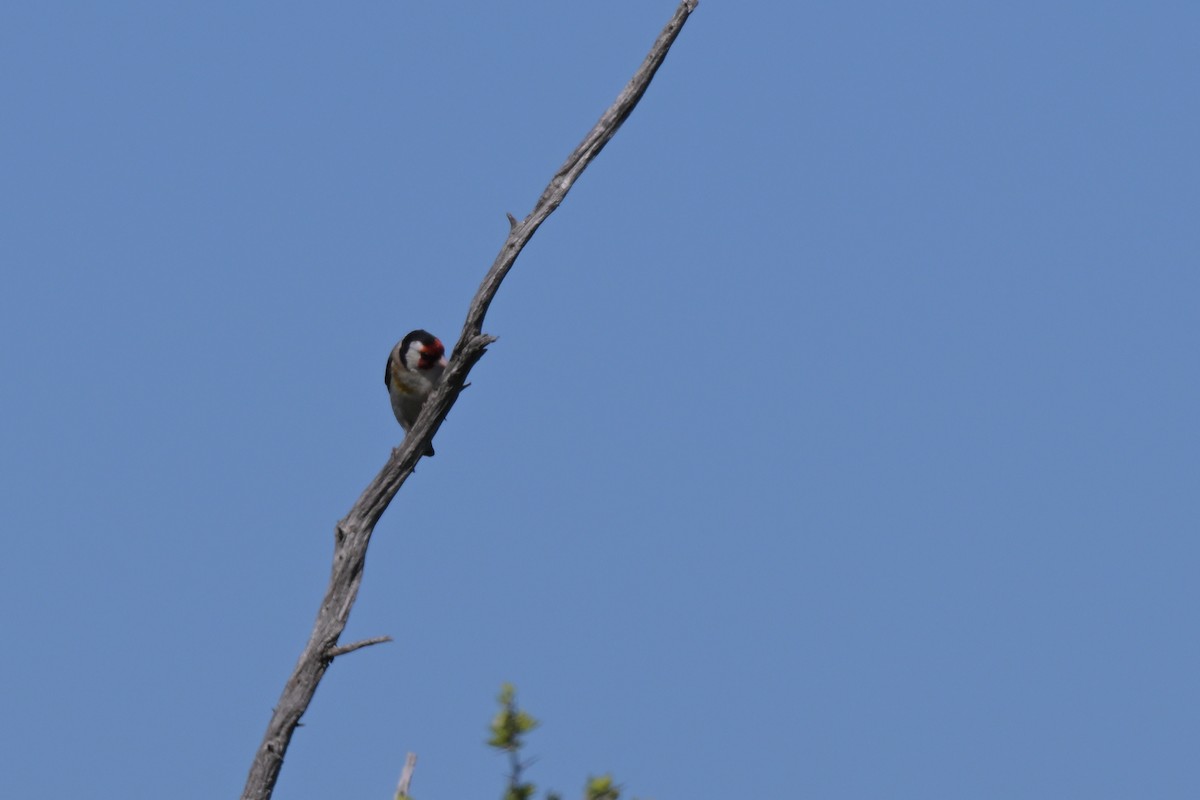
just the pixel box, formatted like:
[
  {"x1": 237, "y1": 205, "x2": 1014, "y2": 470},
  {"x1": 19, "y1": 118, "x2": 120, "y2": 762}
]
[{"x1": 399, "y1": 329, "x2": 446, "y2": 373}]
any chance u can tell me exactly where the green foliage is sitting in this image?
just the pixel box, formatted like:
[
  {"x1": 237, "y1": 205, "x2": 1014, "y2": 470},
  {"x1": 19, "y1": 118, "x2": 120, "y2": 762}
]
[
  {"x1": 502, "y1": 784, "x2": 536, "y2": 800},
  {"x1": 585, "y1": 774, "x2": 620, "y2": 800},
  {"x1": 488, "y1": 682, "x2": 541, "y2": 752},
  {"x1": 488, "y1": 684, "x2": 624, "y2": 800},
  {"x1": 490, "y1": 683, "x2": 539, "y2": 800}
]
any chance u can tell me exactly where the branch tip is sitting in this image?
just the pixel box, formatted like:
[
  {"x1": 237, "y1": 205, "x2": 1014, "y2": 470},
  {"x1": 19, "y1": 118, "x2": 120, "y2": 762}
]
[{"x1": 396, "y1": 752, "x2": 418, "y2": 798}]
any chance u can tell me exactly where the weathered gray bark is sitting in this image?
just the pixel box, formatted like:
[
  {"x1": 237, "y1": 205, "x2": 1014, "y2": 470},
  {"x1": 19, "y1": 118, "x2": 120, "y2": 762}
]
[{"x1": 241, "y1": 3, "x2": 699, "y2": 798}]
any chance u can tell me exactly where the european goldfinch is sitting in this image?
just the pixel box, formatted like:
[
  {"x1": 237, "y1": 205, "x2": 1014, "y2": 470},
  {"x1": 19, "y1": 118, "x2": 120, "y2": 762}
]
[{"x1": 385, "y1": 329, "x2": 447, "y2": 456}]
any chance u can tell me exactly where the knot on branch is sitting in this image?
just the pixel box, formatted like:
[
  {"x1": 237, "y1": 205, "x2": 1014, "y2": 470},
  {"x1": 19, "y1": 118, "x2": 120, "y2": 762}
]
[{"x1": 454, "y1": 333, "x2": 497, "y2": 365}]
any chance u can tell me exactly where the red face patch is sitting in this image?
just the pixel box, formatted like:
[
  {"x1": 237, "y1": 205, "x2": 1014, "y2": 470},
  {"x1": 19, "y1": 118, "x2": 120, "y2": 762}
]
[{"x1": 418, "y1": 338, "x2": 445, "y2": 368}]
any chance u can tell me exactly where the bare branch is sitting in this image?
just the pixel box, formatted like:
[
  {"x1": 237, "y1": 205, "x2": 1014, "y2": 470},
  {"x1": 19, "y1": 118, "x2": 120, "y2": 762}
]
[
  {"x1": 240, "y1": 4, "x2": 699, "y2": 799},
  {"x1": 395, "y1": 752, "x2": 418, "y2": 800},
  {"x1": 325, "y1": 635, "x2": 393, "y2": 659}
]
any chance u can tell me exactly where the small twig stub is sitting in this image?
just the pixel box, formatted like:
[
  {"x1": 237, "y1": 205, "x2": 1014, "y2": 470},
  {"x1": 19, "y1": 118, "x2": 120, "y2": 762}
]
[{"x1": 325, "y1": 635, "x2": 393, "y2": 659}]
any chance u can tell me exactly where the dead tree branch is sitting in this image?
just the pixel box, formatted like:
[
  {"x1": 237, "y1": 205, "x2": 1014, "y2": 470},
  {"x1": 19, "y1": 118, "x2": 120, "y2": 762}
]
[
  {"x1": 240, "y1": 3, "x2": 698, "y2": 799},
  {"x1": 395, "y1": 752, "x2": 418, "y2": 800}
]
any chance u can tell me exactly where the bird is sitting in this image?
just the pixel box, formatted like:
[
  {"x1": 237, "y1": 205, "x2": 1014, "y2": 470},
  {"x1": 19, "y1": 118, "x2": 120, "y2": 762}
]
[{"x1": 385, "y1": 329, "x2": 447, "y2": 456}]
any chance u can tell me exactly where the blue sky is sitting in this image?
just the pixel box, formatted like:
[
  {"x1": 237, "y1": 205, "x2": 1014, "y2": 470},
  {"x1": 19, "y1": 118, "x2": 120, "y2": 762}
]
[{"x1": 2, "y1": 1, "x2": 1197, "y2": 797}]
